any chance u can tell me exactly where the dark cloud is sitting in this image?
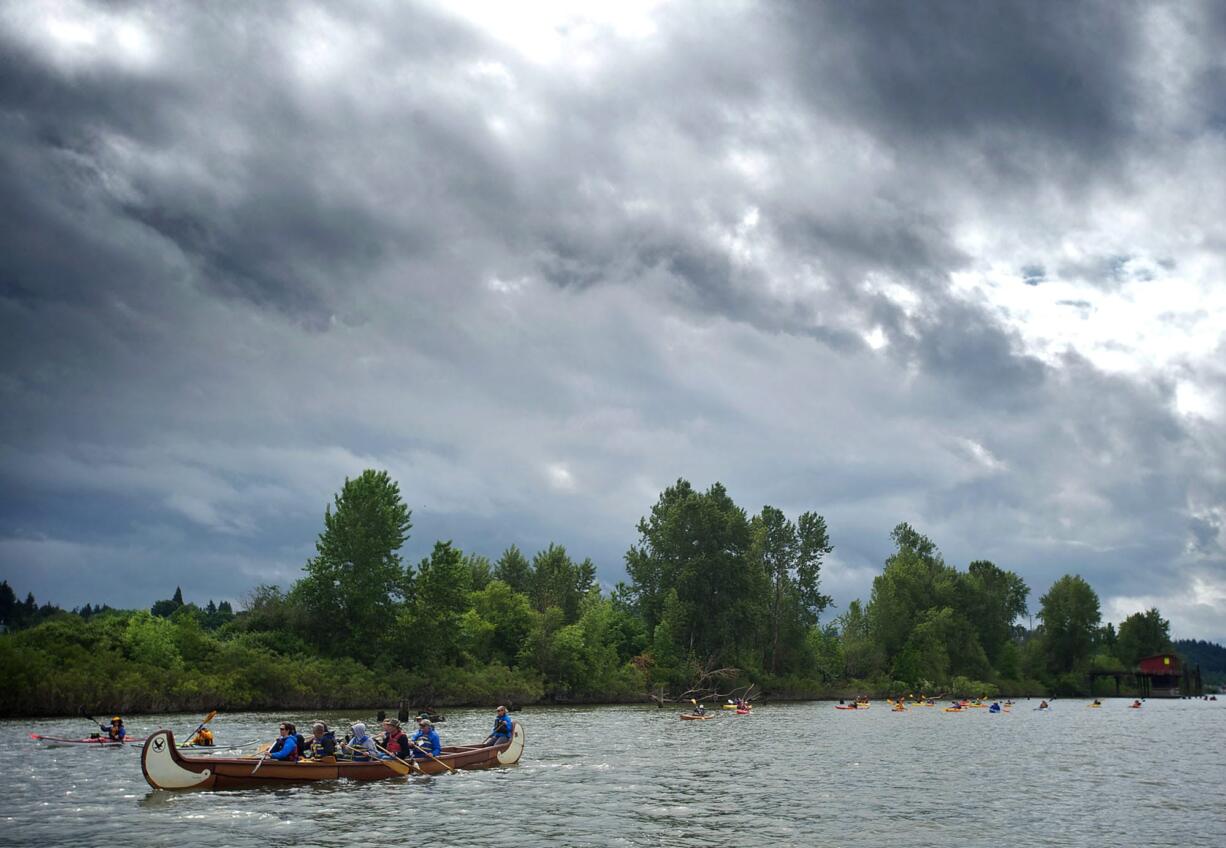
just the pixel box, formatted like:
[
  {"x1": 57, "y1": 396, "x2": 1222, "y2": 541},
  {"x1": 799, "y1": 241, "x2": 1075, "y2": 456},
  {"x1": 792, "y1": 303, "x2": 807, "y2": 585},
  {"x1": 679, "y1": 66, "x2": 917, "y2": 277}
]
[{"x1": 1, "y1": 1, "x2": 1223, "y2": 641}]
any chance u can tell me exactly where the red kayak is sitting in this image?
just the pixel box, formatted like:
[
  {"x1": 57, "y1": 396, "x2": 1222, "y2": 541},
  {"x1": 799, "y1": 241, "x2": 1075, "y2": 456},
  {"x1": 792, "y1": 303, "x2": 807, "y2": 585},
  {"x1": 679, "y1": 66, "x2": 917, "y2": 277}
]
[{"x1": 31, "y1": 733, "x2": 145, "y2": 747}]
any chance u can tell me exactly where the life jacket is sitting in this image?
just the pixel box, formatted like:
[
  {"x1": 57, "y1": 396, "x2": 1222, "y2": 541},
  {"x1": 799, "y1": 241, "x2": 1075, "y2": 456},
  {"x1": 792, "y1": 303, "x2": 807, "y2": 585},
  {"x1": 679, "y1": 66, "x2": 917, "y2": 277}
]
[
  {"x1": 492, "y1": 714, "x2": 512, "y2": 739},
  {"x1": 384, "y1": 730, "x2": 411, "y2": 758},
  {"x1": 307, "y1": 731, "x2": 336, "y2": 759}
]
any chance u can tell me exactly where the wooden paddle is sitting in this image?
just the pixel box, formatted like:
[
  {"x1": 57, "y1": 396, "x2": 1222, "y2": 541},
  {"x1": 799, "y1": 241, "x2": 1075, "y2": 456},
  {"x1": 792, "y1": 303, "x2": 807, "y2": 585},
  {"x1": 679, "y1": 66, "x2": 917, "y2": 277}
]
[
  {"x1": 367, "y1": 740, "x2": 415, "y2": 775},
  {"x1": 184, "y1": 709, "x2": 218, "y2": 746},
  {"x1": 251, "y1": 753, "x2": 269, "y2": 775},
  {"x1": 406, "y1": 735, "x2": 455, "y2": 773}
]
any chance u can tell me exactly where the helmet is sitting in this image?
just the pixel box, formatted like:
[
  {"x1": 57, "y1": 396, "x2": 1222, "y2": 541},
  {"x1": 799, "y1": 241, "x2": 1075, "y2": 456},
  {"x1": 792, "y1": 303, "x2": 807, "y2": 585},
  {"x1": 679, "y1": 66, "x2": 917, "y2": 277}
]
[{"x1": 111, "y1": 716, "x2": 122, "y2": 723}]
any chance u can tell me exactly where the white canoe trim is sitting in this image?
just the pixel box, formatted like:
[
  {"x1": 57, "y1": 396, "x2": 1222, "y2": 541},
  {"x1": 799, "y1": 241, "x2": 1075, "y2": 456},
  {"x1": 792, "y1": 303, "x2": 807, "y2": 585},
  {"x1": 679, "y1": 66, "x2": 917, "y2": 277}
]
[
  {"x1": 496, "y1": 721, "x2": 525, "y2": 766},
  {"x1": 143, "y1": 730, "x2": 212, "y2": 789}
]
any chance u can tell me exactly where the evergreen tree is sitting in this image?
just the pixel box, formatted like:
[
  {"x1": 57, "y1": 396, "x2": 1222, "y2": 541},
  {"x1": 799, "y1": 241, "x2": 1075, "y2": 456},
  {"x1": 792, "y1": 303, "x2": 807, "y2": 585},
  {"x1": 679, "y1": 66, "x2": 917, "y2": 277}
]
[{"x1": 293, "y1": 469, "x2": 413, "y2": 656}]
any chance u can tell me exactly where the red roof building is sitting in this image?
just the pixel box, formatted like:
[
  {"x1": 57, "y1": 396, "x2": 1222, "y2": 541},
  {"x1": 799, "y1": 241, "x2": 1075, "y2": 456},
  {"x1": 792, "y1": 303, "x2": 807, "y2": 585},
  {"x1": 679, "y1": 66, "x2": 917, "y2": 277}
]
[{"x1": 1137, "y1": 653, "x2": 1182, "y2": 697}]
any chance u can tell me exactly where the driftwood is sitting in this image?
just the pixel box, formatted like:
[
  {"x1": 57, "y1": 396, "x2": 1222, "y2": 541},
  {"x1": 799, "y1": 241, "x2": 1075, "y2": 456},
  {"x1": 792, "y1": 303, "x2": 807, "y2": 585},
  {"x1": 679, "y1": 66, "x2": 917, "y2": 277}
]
[{"x1": 648, "y1": 668, "x2": 758, "y2": 707}]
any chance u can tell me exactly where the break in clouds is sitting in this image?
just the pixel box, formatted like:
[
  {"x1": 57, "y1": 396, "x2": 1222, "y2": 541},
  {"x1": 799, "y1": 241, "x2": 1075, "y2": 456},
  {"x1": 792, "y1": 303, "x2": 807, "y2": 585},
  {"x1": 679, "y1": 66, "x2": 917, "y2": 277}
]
[{"x1": 1, "y1": 1, "x2": 1224, "y2": 640}]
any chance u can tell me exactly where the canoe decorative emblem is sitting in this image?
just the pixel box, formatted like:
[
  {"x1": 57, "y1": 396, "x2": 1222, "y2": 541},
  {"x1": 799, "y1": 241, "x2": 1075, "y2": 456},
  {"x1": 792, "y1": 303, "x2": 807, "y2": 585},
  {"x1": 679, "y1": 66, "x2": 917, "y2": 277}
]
[{"x1": 153, "y1": 738, "x2": 166, "y2": 753}]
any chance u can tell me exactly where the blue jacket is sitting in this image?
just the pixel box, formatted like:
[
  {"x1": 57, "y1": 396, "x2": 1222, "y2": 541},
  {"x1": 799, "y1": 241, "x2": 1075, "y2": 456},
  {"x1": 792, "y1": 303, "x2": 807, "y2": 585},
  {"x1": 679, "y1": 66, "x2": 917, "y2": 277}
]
[
  {"x1": 270, "y1": 733, "x2": 298, "y2": 761},
  {"x1": 491, "y1": 713, "x2": 513, "y2": 740},
  {"x1": 412, "y1": 728, "x2": 441, "y2": 756}
]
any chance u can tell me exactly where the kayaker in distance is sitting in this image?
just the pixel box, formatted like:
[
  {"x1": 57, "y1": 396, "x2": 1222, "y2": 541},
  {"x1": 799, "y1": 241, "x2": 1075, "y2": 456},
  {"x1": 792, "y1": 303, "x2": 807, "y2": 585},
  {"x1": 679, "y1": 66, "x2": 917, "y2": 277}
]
[
  {"x1": 691, "y1": 703, "x2": 707, "y2": 716},
  {"x1": 192, "y1": 726, "x2": 215, "y2": 746},
  {"x1": 1038, "y1": 700, "x2": 1050, "y2": 710},
  {"x1": 102, "y1": 716, "x2": 126, "y2": 741},
  {"x1": 411, "y1": 718, "x2": 442, "y2": 757},
  {"x1": 484, "y1": 705, "x2": 513, "y2": 746},
  {"x1": 269, "y1": 722, "x2": 301, "y2": 761}
]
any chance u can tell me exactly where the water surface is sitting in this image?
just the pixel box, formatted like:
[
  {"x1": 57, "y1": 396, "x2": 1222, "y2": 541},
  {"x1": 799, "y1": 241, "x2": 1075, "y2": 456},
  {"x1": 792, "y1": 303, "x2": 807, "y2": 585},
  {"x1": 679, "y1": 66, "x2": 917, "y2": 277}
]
[{"x1": 3, "y1": 699, "x2": 1222, "y2": 847}]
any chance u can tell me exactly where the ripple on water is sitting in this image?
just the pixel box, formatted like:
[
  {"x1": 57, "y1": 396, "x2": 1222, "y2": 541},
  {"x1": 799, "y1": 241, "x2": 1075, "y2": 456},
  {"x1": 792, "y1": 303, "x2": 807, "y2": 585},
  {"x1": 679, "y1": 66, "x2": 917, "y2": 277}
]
[{"x1": 2, "y1": 702, "x2": 1224, "y2": 847}]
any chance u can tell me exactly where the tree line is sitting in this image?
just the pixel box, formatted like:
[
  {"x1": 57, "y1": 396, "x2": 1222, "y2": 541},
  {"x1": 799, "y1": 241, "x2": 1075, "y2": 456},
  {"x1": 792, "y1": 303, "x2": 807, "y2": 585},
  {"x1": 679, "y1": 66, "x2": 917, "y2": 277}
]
[{"x1": 0, "y1": 470, "x2": 1211, "y2": 715}]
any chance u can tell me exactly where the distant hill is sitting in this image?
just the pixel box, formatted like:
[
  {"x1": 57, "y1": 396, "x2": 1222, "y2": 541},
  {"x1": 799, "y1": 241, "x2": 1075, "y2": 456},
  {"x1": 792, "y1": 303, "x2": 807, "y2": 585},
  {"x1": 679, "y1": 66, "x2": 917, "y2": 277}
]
[{"x1": 1174, "y1": 638, "x2": 1226, "y2": 685}]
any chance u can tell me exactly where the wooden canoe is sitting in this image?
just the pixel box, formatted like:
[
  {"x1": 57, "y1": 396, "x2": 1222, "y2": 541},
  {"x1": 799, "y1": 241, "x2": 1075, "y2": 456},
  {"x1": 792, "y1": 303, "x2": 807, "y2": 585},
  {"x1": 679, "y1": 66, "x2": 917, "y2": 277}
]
[
  {"x1": 141, "y1": 722, "x2": 525, "y2": 790},
  {"x1": 679, "y1": 713, "x2": 716, "y2": 720}
]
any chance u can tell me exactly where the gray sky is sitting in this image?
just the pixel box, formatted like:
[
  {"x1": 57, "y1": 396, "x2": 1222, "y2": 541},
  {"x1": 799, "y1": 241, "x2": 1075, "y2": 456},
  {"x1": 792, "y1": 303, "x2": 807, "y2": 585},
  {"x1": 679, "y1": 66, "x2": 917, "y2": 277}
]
[{"x1": 2, "y1": 1, "x2": 1224, "y2": 642}]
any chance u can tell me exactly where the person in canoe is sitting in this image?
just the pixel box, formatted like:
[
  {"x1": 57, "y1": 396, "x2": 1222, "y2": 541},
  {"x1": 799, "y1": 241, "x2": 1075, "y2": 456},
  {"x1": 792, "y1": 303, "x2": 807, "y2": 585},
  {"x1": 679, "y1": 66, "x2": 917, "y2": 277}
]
[
  {"x1": 483, "y1": 705, "x2": 513, "y2": 746},
  {"x1": 411, "y1": 718, "x2": 441, "y2": 758},
  {"x1": 1130, "y1": 699, "x2": 1143, "y2": 709},
  {"x1": 269, "y1": 722, "x2": 301, "y2": 761},
  {"x1": 381, "y1": 718, "x2": 413, "y2": 759},
  {"x1": 690, "y1": 703, "x2": 707, "y2": 716},
  {"x1": 100, "y1": 716, "x2": 126, "y2": 741},
  {"x1": 342, "y1": 722, "x2": 378, "y2": 761},
  {"x1": 191, "y1": 726, "x2": 215, "y2": 746},
  {"x1": 303, "y1": 722, "x2": 337, "y2": 760}
]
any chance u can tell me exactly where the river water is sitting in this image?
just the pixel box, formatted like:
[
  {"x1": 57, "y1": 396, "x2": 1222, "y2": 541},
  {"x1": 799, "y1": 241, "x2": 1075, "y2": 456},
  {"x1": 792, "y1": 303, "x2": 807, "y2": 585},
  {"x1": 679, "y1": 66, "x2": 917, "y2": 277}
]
[{"x1": 2, "y1": 699, "x2": 1222, "y2": 847}]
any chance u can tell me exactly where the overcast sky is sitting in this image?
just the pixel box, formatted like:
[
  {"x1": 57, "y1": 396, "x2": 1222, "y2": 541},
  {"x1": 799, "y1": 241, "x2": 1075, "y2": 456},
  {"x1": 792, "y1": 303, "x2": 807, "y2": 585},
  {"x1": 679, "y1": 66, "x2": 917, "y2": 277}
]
[{"x1": 2, "y1": 1, "x2": 1224, "y2": 642}]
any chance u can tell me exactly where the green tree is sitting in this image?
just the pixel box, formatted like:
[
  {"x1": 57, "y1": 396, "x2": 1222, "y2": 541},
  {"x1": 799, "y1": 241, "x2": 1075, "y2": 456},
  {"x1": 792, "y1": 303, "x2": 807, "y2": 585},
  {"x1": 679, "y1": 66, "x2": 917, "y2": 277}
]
[
  {"x1": 1038, "y1": 574, "x2": 1101, "y2": 674},
  {"x1": 960, "y1": 560, "x2": 1029, "y2": 668},
  {"x1": 408, "y1": 541, "x2": 472, "y2": 668},
  {"x1": 493, "y1": 545, "x2": 533, "y2": 595},
  {"x1": 293, "y1": 469, "x2": 412, "y2": 656},
  {"x1": 1115, "y1": 607, "x2": 1172, "y2": 666},
  {"x1": 626, "y1": 480, "x2": 757, "y2": 671},
  {"x1": 469, "y1": 580, "x2": 538, "y2": 667},
  {"x1": 531, "y1": 544, "x2": 596, "y2": 623}
]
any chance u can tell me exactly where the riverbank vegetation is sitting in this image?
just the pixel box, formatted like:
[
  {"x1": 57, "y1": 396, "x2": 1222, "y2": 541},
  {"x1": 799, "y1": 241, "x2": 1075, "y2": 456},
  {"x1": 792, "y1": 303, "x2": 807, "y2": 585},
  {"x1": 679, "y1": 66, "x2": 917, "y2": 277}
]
[{"x1": 1, "y1": 470, "x2": 1216, "y2": 716}]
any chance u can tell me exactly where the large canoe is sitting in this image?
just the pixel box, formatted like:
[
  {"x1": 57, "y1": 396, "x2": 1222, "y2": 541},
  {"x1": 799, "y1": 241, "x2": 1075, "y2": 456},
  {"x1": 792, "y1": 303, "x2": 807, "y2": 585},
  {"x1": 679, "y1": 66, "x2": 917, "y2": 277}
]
[{"x1": 141, "y1": 722, "x2": 525, "y2": 790}]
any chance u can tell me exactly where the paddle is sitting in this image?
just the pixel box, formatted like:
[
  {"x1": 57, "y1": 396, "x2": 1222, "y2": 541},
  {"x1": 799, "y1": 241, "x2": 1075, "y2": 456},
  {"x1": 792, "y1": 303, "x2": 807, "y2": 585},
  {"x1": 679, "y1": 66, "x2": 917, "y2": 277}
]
[
  {"x1": 406, "y1": 735, "x2": 455, "y2": 773},
  {"x1": 184, "y1": 709, "x2": 218, "y2": 746},
  {"x1": 251, "y1": 753, "x2": 269, "y2": 775},
  {"x1": 369, "y1": 740, "x2": 416, "y2": 775}
]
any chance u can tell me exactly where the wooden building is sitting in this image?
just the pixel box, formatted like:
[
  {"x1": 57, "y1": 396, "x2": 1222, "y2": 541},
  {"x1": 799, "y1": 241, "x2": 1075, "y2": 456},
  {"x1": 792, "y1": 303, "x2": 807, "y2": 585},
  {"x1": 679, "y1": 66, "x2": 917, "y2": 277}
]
[{"x1": 1136, "y1": 653, "x2": 1182, "y2": 697}]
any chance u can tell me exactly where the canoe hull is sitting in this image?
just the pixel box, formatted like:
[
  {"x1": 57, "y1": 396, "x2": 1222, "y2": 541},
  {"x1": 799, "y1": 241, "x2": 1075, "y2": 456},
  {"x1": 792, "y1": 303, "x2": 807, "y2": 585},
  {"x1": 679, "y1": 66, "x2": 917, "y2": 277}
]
[
  {"x1": 31, "y1": 733, "x2": 145, "y2": 747},
  {"x1": 142, "y1": 722, "x2": 524, "y2": 790},
  {"x1": 679, "y1": 713, "x2": 716, "y2": 720}
]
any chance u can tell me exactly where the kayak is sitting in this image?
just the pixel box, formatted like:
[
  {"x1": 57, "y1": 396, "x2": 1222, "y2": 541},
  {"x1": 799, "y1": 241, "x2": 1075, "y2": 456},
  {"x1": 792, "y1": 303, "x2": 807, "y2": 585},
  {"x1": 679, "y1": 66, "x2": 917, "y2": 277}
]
[
  {"x1": 835, "y1": 705, "x2": 868, "y2": 710},
  {"x1": 31, "y1": 733, "x2": 146, "y2": 747},
  {"x1": 1088, "y1": 703, "x2": 1102, "y2": 708},
  {"x1": 680, "y1": 713, "x2": 716, "y2": 721},
  {"x1": 943, "y1": 707, "x2": 965, "y2": 712},
  {"x1": 735, "y1": 709, "x2": 750, "y2": 715}
]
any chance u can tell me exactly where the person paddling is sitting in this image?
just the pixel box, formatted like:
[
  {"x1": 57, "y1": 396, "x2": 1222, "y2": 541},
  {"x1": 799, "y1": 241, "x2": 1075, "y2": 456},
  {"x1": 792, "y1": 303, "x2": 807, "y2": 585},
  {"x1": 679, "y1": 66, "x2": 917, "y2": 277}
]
[
  {"x1": 483, "y1": 705, "x2": 513, "y2": 746},
  {"x1": 381, "y1": 718, "x2": 413, "y2": 759},
  {"x1": 102, "y1": 716, "x2": 126, "y2": 741},
  {"x1": 193, "y1": 727, "x2": 215, "y2": 746},
  {"x1": 343, "y1": 723, "x2": 378, "y2": 761},
  {"x1": 269, "y1": 722, "x2": 300, "y2": 761},
  {"x1": 303, "y1": 722, "x2": 337, "y2": 760},
  {"x1": 411, "y1": 718, "x2": 441, "y2": 758}
]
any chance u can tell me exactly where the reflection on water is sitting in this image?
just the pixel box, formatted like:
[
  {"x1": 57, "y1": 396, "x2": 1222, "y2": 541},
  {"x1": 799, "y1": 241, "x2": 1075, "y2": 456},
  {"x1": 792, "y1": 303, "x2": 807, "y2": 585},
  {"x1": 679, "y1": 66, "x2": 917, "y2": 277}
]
[{"x1": 3, "y1": 701, "x2": 1224, "y2": 847}]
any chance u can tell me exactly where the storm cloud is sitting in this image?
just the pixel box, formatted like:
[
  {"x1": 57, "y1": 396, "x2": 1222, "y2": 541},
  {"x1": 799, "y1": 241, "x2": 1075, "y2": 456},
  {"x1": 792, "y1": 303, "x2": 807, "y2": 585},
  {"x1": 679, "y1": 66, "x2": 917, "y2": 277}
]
[{"x1": 2, "y1": 0, "x2": 1224, "y2": 641}]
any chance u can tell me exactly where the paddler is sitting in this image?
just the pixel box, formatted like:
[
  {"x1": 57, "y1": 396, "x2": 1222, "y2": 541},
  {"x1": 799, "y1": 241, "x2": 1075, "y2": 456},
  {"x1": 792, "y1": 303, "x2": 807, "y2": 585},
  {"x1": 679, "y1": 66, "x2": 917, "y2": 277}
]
[
  {"x1": 192, "y1": 726, "x2": 215, "y2": 746},
  {"x1": 381, "y1": 718, "x2": 413, "y2": 759},
  {"x1": 269, "y1": 722, "x2": 300, "y2": 761},
  {"x1": 483, "y1": 705, "x2": 513, "y2": 746},
  {"x1": 411, "y1": 718, "x2": 441, "y2": 758},
  {"x1": 102, "y1": 716, "x2": 126, "y2": 741},
  {"x1": 342, "y1": 722, "x2": 378, "y2": 761},
  {"x1": 302, "y1": 721, "x2": 337, "y2": 760}
]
